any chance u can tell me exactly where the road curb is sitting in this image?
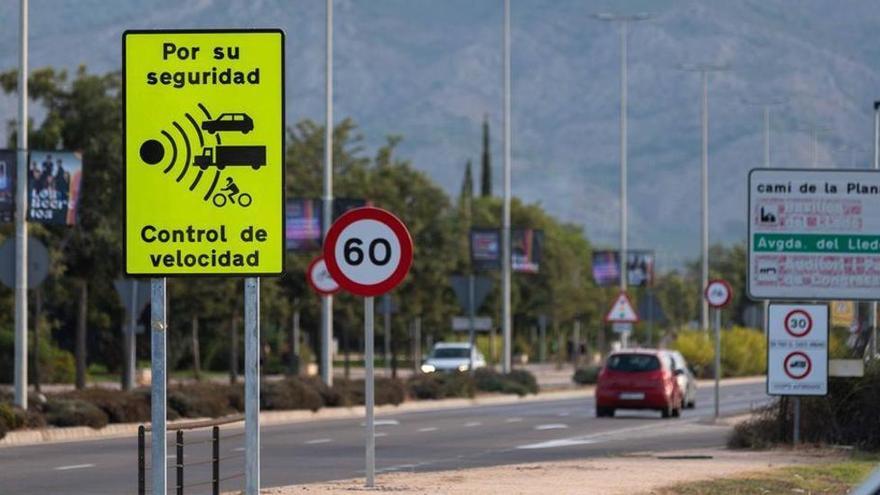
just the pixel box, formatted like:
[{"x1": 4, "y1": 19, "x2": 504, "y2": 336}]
[{"x1": 0, "y1": 376, "x2": 765, "y2": 448}]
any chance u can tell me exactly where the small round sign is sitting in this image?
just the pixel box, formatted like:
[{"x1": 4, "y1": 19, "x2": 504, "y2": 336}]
[
  {"x1": 704, "y1": 279, "x2": 733, "y2": 309},
  {"x1": 323, "y1": 207, "x2": 413, "y2": 297},
  {"x1": 783, "y1": 309, "x2": 813, "y2": 338},
  {"x1": 307, "y1": 256, "x2": 340, "y2": 295},
  {"x1": 783, "y1": 351, "x2": 812, "y2": 380}
]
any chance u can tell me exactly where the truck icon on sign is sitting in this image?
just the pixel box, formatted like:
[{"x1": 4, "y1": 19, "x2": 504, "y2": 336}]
[{"x1": 194, "y1": 146, "x2": 266, "y2": 170}]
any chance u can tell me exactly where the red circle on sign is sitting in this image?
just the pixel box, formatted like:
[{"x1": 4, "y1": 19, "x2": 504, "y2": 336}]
[
  {"x1": 307, "y1": 256, "x2": 341, "y2": 296},
  {"x1": 783, "y1": 351, "x2": 812, "y2": 380},
  {"x1": 783, "y1": 310, "x2": 812, "y2": 338},
  {"x1": 704, "y1": 279, "x2": 733, "y2": 309},
  {"x1": 323, "y1": 207, "x2": 414, "y2": 297}
]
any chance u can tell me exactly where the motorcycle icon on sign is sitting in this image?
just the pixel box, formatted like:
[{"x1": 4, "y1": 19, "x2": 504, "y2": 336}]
[{"x1": 213, "y1": 177, "x2": 252, "y2": 208}]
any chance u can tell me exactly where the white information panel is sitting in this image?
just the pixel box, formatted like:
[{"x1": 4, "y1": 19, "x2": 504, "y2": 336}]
[
  {"x1": 767, "y1": 303, "x2": 828, "y2": 396},
  {"x1": 749, "y1": 168, "x2": 880, "y2": 300}
]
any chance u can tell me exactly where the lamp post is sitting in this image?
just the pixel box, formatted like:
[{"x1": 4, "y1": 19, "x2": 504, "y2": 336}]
[
  {"x1": 592, "y1": 12, "x2": 651, "y2": 294},
  {"x1": 501, "y1": 0, "x2": 512, "y2": 373},
  {"x1": 678, "y1": 62, "x2": 730, "y2": 331},
  {"x1": 321, "y1": 0, "x2": 334, "y2": 386}
]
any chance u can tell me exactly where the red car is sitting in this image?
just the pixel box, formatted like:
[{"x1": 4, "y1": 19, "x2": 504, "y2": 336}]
[{"x1": 595, "y1": 350, "x2": 684, "y2": 419}]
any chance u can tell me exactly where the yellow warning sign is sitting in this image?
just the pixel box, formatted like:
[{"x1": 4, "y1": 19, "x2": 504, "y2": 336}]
[{"x1": 123, "y1": 30, "x2": 284, "y2": 276}]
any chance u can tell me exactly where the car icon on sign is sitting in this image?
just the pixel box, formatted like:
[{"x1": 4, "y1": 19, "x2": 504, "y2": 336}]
[{"x1": 201, "y1": 113, "x2": 254, "y2": 134}]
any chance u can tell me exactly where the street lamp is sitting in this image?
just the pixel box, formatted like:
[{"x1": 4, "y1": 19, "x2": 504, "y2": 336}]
[
  {"x1": 591, "y1": 13, "x2": 651, "y2": 337},
  {"x1": 678, "y1": 62, "x2": 730, "y2": 331}
]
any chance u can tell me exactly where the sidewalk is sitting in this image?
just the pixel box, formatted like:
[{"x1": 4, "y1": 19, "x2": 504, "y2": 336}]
[{"x1": 259, "y1": 448, "x2": 836, "y2": 495}]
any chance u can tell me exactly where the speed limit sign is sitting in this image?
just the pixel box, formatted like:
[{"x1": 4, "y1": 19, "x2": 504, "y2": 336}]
[
  {"x1": 704, "y1": 279, "x2": 733, "y2": 308},
  {"x1": 323, "y1": 207, "x2": 414, "y2": 297}
]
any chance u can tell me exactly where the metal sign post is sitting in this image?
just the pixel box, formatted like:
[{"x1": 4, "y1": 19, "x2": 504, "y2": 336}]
[
  {"x1": 468, "y1": 274, "x2": 476, "y2": 374},
  {"x1": 14, "y1": 0, "x2": 29, "y2": 411},
  {"x1": 244, "y1": 277, "x2": 260, "y2": 494},
  {"x1": 364, "y1": 296, "x2": 375, "y2": 487},
  {"x1": 323, "y1": 207, "x2": 413, "y2": 489},
  {"x1": 150, "y1": 278, "x2": 167, "y2": 495},
  {"x1": 705, "y1": 279, "x2": 732, "y2": 420}
]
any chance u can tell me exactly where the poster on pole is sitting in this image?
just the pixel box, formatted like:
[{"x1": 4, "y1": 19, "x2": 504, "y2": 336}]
[
  {"x1": 512, "y1": 228, "x2": 543, "y2": 273},
  {"x1": 285, "y1": 199, "x2": 322, "y2": 251},
  {"x1": 591, "y1": 250, "x2": 655, "y2": 287},
  {"x1": 748, "y1": 168, "x2": 880, "y2": 300},
  {"x1": 27, "y1": 150, "x2": 83, "y2": 225},
  {"x1": 0, "y1": 150, "x2": 15, "y2": 223},
  {"x1": 470, "y1": 228, "x2": 501, "y2": 271}
]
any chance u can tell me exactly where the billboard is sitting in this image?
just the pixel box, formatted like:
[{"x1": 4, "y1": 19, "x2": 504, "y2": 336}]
[
  {"x1": 0, "y1": 150, "x2": 15, "y2": 223},
  {"x1": 286, "y1": 198, "x2": 369, "y2": 251},
  {"x1": 512, "y1": 228, "x2": 543, "y2": 273},
  {"x1": 591, "y1": 250, "x2": 654, "y2": 287},
  {"x1": 748, "y1": 169, "x2": 880, "y2": 300},
  {"x1": 28, "y1": 150, "x2": 82, "y2": 226},
  {"x1": 470, "y1": 228, "x2": 501, "y2": 271}
]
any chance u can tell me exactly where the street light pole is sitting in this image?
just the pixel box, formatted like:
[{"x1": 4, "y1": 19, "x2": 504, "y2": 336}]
[
  {"x1": 501, "y1": 0, "x2": 512, "y2": 373},
  {"x1": 14, "y1": 0, "x2": 29, "y2": 409},
  {"x1": 679, "y1": 63, "x2": 729, "y2": 330},
  {"x1": 321, "y1": 0, "x2": 334, "y2": 386},
  {"x1": 873, "y1": 101, "x2": 880, "y2": 357}
]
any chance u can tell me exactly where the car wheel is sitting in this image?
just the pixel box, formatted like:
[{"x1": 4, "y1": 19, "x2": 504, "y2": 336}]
[
  {"x1": 661, "y1": 404, "x2": 674, "y2": 419},
  {"x1": 687, "y1": 400, "x2": 696, "y2": 409},
  {"x1": 672, "y1": 404, "x2": 681, "y2": 418}
]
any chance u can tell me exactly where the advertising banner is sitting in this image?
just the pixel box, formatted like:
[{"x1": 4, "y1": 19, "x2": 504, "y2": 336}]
[
  {"x1": 0, "y1": 150, "x2": 15, "y2": 223},
  {"x1": 285, "y1": 199, "x2": 322, "y2": 251},
  {"x1": 512, "y1": 228, "x2": 543, "y2": 273},
  {"x1": 28, "y1": 150, "x2": 82, "y2": 226},
  {"x1": 591, "y1": 250, "x2": 655, "y2": 287},
  {"x1": 470, "y1": 228, "x2": 501, "y2": 271}
]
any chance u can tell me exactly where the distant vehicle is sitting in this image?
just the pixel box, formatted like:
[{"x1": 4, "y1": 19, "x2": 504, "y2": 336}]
[
  {"x1": 420, "y1": 342, "x2": 486, "y2": 373},
  {"x1": 668, "y1": 350, "x2": 697, "y2": 409},
  {"x1": 194, "y1": 146, "x2": 266, "y2": 170},
  {"x1": 595, "y1": 349, "x2": 684, "y2": 419},
  {"x1": 201, "y1": 113, "x2": 254, "y2": 134}
]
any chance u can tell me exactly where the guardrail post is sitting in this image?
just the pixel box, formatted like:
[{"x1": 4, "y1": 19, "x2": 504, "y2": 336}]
[
  {"x1": 138, "y1": 425, "x2": 145, "y2": 495},
  {"x1": 212, "y1": 426, "x2": 220, "y2": 495},
  {"x1": 176, "y1": 430, "x2": 184, "y2": 495}
]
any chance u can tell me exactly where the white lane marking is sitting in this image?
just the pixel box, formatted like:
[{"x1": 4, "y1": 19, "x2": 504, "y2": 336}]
[
  {"x1": 535, "y1": 424, "x2": 569, "y2": 431},
  {"x1": 375, "y1": 432, "x2": 388, "y2": 437},
  {"x1": 464, "y1": 421, "x2": 482, "y2": 427},
  {"x1": 232, "y1": 447, "x2": 245, "y2": 452},
  {"x1": 418, "y1": 427, "x2": 438, "y2": 432},
  {"x1": 305, "y1": 438, "x2": 333, "y2": 445},
  {"x1": 557, "y1": 412, "x2": 571, "y2": 417},
  {"x1": 54, "y1": 464, "x2": 95, "y2": 471},
  {"x1": 518, "y1": 438, "x2": 597, "y2": 450},
  {"x1": 505, "y1": 417, "x2": 523, "y2": 423},
  {"x1": 365, "y1": 419, "x2": 400, "y2": 427}
]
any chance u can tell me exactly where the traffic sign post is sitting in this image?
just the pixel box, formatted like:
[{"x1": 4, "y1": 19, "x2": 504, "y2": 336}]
[
  {"x1": 323, "y1": 207, "x2": 413, "y2": 488},
  {"x1": 705, "y1": 279, "x2": 732, "y2": 420},
  {"x1": 124, "y1": 29, "x2": 284, "y2": 495},
  {"x1": 768, "y1": 303, "x2": 829, "y2": 445}
]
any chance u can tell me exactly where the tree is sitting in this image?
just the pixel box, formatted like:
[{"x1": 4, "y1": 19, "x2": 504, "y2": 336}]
[{"x1": 480, "y1": 115, "x2": 492, "y2": 197}]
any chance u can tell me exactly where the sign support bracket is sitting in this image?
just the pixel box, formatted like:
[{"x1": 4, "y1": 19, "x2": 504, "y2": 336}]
[{"x1": 364, "y1": 296, "x2": 375, "y2": 487}]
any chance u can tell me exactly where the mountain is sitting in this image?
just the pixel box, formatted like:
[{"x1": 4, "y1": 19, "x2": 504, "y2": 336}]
[{"x1": 1, "y1": 0, "x2": 879, "y2": 270}]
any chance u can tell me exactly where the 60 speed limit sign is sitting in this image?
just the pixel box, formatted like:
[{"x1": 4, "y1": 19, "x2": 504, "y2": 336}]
[{"x1": 323, "y1": 207, "x2": 413, "y2": 297}]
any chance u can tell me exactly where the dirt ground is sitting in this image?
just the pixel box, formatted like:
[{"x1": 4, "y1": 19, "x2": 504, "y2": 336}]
[{"x1": 258, "y1": 448, "x2": 838, "y2": 495}]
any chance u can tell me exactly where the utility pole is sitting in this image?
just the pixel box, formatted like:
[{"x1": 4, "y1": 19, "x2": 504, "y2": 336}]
[
  {"x1": 14, "y1": 0, "x2": 29, "y2": 409},
  {"x1": 501, "y1": 0, "x2": 512, "y2": 373},
  {"x1": 321, "y1": 0, "x2": 334, "y2": 386},
  {"x1": 678, "y1": 62, "x2": 730, "y2": 330}
]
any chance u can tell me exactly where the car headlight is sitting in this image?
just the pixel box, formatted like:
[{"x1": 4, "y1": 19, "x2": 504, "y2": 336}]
[
  {"x1": 420, "y1": 364, "x2": 436, "y2": 373},
  {"x1": 458, "y1": 364, "x2": 469, "y2": 372}
]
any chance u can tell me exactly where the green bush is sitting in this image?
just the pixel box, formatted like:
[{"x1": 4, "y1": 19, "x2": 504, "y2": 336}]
[
  {"x1": 506, "y1": 370, "x2": 538, "y2": 394},
  {"x1": 0, "y1": 326, "x2": 76, "y2": 384},
  {"x1": 44, "y1": 399, "x2": 109, "y2": 429},
  {"x1": 407, "y1": 373, "x2": 475, "y2": 400},
  {"x1": 303, "y1": 376, "x2": 347, "y2": 407},
  {"x1": 572, "y1": 366, "x2": 601, "y2": 385},
  {"x1": 61, "y1": 388, "x2": 151, "y2": 424},
  {"x1": 333, "y1": 378, "x2": 406, "y2": 406},
  {"x1": 672, "y1": 327, "x2": 765, "y2": 379},
  {"x1": 261, "y1": 378, "x2": 323, "y2": 412},
  {"x1": 168, "y1": 384, "x2": 234, "y2": 418},
  {"x1": 474, "y1": 369, "x2": 538, "y2": 397}
]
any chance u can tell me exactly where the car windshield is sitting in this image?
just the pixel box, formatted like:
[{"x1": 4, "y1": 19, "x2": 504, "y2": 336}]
[
  {"x1": 607, "y1": 354, "x2": 660, "y2": 372},
  {"x1": 432, "y1": 348, "x2": 470, "y2": 359}
]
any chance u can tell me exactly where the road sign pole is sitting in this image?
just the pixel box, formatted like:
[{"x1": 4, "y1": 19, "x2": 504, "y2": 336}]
[
  {"x1": 793, "y1": 396, "x2": 801, "y2": 444},
  {"x1": 321, "y1": 0, "x2": 335, "y2": 387},
  {"x1": 244, "y1": 277, "x2": 260, "y2": 495},
  {"x1": 383, "y1": 295, "x2": 391, "y2": 376},
  {"x1": 873, "y1": 101, "x2": 879, "y2": 358},
  {"x1": 364, "y1": 296, "x2": 375, "y2": 487},
  {"x1": 501, "y1": 0, "x2": 513, "y2": 374},
  {"x1": 150, "y1": 278, "x2": 167, "y2": 495},
  {"x1": 13, "y1": 0, "x2": 28, "y2": 410},
  {"x1": 125, "y1": 281, "x2": 138, "y2": 390},
  {"x1": 468, "y1": 274, "x2": 476, "y2": 375},
  {"x1": 714, "y1": 307, "x2": 721, "y2": 420},
  {"x1": 539, "y1": 316, "x2": 547, "y2": 363}
]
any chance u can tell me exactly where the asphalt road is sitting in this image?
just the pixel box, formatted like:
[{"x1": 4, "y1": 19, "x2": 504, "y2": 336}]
[{"x1": 0, "y1": 380, "x2": 768, "y2": 494}]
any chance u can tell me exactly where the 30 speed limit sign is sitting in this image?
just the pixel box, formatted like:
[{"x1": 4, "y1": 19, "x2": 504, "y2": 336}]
[
  {"x1": 323, "y1": 207, "x2": 414, "y2": 297},
  {"x1": 767, "y1": 304, "x2": 828, "y2": 396}
]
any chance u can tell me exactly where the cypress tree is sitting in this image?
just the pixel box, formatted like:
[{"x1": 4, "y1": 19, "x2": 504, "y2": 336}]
[{"x1": 480, "y1": 115, "x2": 492, "y2": 197}]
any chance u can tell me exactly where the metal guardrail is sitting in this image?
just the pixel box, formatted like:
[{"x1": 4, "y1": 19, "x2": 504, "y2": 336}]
[{"x1": 138, "y1": 416, "x2": 245, "y2": 495}]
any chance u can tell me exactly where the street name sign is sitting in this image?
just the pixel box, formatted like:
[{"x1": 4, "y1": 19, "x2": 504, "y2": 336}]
[
  {"x1": 124, "y1": 29, "x2": 285, "y2": 276},
  {"x1": 749, "y1": 168, "x2": 880, "y2": 300},
  {"x1": 767, "y1": 303, "x2": 828, "y2": 396}
]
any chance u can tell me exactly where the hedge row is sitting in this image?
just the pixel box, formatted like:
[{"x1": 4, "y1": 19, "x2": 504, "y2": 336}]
[
  {"x1": 0, "y1": 368, "x2": 537, "y2": 438},
  {"x1": 729, "y1": 361, "x2": 880, "y2": 451}
]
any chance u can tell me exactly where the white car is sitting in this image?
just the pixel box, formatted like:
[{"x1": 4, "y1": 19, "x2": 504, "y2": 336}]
[{"x1": 420, "y1": 342, "x2": 486, "y2": 373}]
